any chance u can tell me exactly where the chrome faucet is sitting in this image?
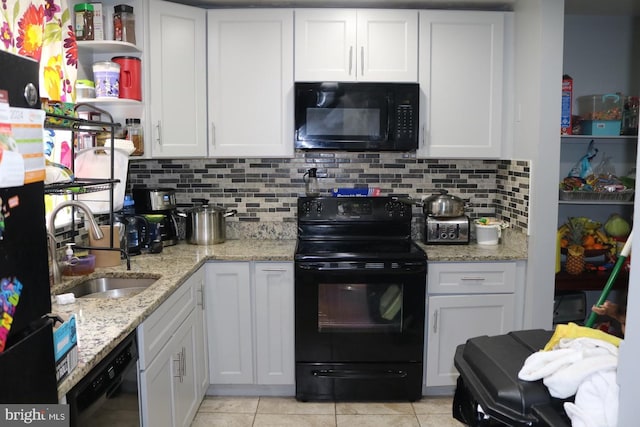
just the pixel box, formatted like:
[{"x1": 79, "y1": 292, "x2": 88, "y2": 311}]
[{"x1": 47, "y1": 200, "x2": 104, "y2": 285}]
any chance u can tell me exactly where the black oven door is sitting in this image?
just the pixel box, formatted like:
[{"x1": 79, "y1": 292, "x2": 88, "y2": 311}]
[
  {"x1": 294, "y1": 82, "x2": 419, "y2": 151},
  {"x1": 295, "y1": 260, "x2": 426, "y2": 363},
  {"x1": 295, "y1": 260, "x2": 426, "y2": 401}
]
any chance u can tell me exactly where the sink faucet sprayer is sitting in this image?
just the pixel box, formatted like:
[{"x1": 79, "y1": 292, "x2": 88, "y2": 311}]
[{"x1": 47, "y1": 200, "x2": 104, "y2": 285}]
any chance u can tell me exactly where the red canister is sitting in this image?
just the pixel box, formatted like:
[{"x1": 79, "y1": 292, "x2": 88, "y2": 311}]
[{"x1": 112, "y1": 56, "x2": 141, "y2": 101}]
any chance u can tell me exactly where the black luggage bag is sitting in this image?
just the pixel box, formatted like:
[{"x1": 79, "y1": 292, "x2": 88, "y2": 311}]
[{"x1": 452, "y1": 329, "x2": 572, "y2": 427}]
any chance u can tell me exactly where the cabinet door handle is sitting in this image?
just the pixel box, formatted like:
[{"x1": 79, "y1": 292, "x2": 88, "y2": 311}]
[
  {"x1": 432, "y1": 310, "x2": 438, "y2": 334},
  {"x1": 181, "y1": 347, "x2": 187, "y2": 379},
  {"x1": 421, "y1": 125, "x2": 425, "y2": 149},
  {"x1": 173, "y1": 352, "x2": 182, "y2": 382},
  {"x1": 348, "y1": 46, "x2": 353, "y2": 76},
  {"x1": 198, "y1": 282, "x2": 205, "y2": 309},
  {"x1": 460, "y1": 277, "x2": 486, "y2": 281},
  {"x1": 156, "y1": 121, "x2": 162, "y2": 146},
  {"x1": 360, "y1": 46, "x2": 364, "y2": 76},
  {"x1": 210, "y1": 122, "x2": 216, "y2": 148}
]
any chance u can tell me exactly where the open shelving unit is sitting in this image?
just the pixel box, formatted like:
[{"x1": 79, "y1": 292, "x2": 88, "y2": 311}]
[
  {"x1": 555, "y1": 134, "x2": 635, "y2": 294},
  {"x1": 44, "y1": 104, "x2": 130, "y2": 268}
]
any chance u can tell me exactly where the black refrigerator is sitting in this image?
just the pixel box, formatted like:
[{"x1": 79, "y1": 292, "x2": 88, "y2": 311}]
[{"x1": 0, "y1": 50, "x2": 58, "y2": 403}]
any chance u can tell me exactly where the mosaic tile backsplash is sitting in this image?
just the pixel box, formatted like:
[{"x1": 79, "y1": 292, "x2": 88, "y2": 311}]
[{"x1": 127, "y1": 152, "x2": 530, "y2": 240}]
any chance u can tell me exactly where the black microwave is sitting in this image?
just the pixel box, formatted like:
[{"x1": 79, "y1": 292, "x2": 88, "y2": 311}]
[{"x1": 294, "y1": 82, "x2": 419, "y2": 151}]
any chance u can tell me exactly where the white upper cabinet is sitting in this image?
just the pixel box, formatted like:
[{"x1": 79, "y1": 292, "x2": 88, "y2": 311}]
[
  {"x1": 295, "y1": 9, "x2": 418, "y2": 82},
  {"x1": 207, "y1": 9, "x2": 294, "y2": 158},
  {"x1": 418, "y1": 11, "x2": 508, "y2": 158},
  {"x1": 148, "y1": 0, "x2": 207, "y2": 157}
]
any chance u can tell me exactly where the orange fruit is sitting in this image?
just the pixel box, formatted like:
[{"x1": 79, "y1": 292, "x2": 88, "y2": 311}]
[{"x1": 582, "y1": 235, "x2": 596, "y2": 247}]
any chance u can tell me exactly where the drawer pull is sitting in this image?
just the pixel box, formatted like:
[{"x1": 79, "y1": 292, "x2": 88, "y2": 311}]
[{"x1": 460, "y1": 276, "x2": 486, "y2": 281}]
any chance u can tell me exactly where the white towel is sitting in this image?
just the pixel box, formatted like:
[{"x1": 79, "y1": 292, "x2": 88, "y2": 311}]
[
  {"x1": 518, "y1": 336, "x2": 620, "y2": 426},
  {"x1": 564, "y1": 370, "x2": 619, "y2": 427},
  {"x1": 543, "y1": 355, "x2": 617, "y2": 399},
  {"x1": 555, "y1": 337, "x2": 619, "y2": 357},
  {"x1": 518, "y1": 337, "x2": 619, "y2": 398},
  {"x1": 518, "y1": 349, "x2": 581, "y2": 381}
]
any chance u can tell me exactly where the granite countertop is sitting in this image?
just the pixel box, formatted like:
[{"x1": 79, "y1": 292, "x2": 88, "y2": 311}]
[
  {"x1": 51, "y1": 235, "x2": 527, "y2": 399},
  {"x1": 51, "y1": 240, "x2": 296, "y2": 398},
  {"x1": 419, "y1": 229, "x2": 528, "y2": 261}
]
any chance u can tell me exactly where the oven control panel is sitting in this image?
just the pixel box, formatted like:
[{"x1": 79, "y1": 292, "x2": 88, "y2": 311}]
[
  {"x1": 298, "y1": 197, "x2": 411, "y2": 220},
  {"x1": 299, "y1": 199, "x2": 324, "y2": 218}
]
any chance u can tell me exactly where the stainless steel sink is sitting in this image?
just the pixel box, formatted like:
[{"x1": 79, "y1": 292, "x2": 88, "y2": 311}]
[{"x1": 66, "y1": 276, "x2": 159, "y2": 299}]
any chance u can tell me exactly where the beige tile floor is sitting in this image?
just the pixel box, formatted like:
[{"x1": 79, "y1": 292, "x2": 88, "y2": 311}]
[{"x1": 191, "y1": 396, "x2": 464, "y2": 427}]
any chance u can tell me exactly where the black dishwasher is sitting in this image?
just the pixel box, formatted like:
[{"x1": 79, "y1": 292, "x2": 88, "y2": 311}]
[{"x1": 67, "y1": 331, "x2": 140, "y2": 427}]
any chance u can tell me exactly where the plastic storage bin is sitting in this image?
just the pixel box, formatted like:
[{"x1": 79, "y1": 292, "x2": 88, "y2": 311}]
[
  {"x1": 74, "y1": 147, "x2": 130, "y2": 213},
  {"x1": 75, "y1": 79, "x2": 95, "y2": 99},
  {"x1": 93, "y1": 61, "x2": 120, "y2": 98},
  {"x1": 578, "y1": 93, "x2": 622, "y2": 135},
  {"x1": 62, "y1": 254, "x2": 96, "y2": 276},
  {"x1": 581, "y1": 120, "x2": 621, "y2": 136},
  {"x1": 112, "y1": 56, "x2": 141, "y2": 101}
]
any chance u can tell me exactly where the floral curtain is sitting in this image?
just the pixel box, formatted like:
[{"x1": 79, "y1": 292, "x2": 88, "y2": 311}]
[{"x1": 1, "y1": 0, "x2": 77, "y2": 102}]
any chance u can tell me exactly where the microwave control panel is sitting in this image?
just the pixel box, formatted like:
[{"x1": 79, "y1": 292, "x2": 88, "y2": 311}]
[{"x1": 396, "y1": 104, "x2": 415, "y2": 140}]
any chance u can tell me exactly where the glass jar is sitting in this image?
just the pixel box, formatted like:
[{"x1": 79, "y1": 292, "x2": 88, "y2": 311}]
[
  {"x1": 304, "y1": 168, "x2": 320, "y2": 197},
  {"x1": 74, "y1": 3, "x2": 94, "y2": 41},
  {"x1": 113, "y1": 4, "x2": 136, "y2": 44},
  {"x1": 125, "y1": 118, "x2": 144, "y2": 156}
]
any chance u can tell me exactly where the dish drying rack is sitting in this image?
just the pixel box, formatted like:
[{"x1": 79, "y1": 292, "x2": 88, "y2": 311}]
[{"x1": 44, "y1": 103, "x2": 130, "y2": 269}]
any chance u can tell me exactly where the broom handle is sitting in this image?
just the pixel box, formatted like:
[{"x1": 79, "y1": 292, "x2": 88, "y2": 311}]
[{"x1": 585, "y1": 230, "x2": 633, "y2": 328}]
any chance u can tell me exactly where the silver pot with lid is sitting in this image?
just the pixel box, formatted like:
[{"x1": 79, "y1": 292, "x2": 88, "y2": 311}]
[
  {"x1": 184, "y1": 198, "x2": 237, "y2": 245},
  {"x1": 422, "y1": 189, "x2": 468, "y2": 217}
]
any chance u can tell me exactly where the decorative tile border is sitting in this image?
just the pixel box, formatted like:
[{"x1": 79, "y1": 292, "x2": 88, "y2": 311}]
[{"x1": 127, "y1": 152, "x2": 529, "y2": 239}]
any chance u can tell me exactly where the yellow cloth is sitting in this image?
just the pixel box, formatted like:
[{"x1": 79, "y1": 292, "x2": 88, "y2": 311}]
[{"x1": 544, "y1": 322, "x2": 621, "y2": 351}]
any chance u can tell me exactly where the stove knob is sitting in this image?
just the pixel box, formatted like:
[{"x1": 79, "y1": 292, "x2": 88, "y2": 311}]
[{"x1": 385, "y1": 202, "x2": 403, "y2": 217}]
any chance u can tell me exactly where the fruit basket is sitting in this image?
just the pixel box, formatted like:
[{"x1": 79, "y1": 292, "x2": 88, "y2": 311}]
[
  {"x1": 561, "y1": 245, "x2": 611, "y2": 258},
  {"x1": 559, "y1": 189, "x2": 634, "y2": 201}
]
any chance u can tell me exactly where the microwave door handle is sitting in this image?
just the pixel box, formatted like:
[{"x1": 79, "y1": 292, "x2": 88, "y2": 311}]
[{"x1": 386, "y1": 97, "x2": 392, "y2": 139}]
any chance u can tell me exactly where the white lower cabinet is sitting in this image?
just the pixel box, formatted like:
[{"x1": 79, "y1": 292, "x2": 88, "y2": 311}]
[
  {"x1": 140, "y1": 311, "x2": 198, "y2": 427},
  {"x1": 254, "y1": 262, "x2": 295, "y2": 385},
  {"x1": 205, "y1": 262, "x2": 253, "y2": 383},
  {"x1": 205, "y1": 261, "x2": 294, "y2": 386},
  {"x1": 425, "y1": 262, "x2": 516, "y2": 388},
  {"x1": 138, "y1": 266, "x2": 208, "y2": 427}
]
